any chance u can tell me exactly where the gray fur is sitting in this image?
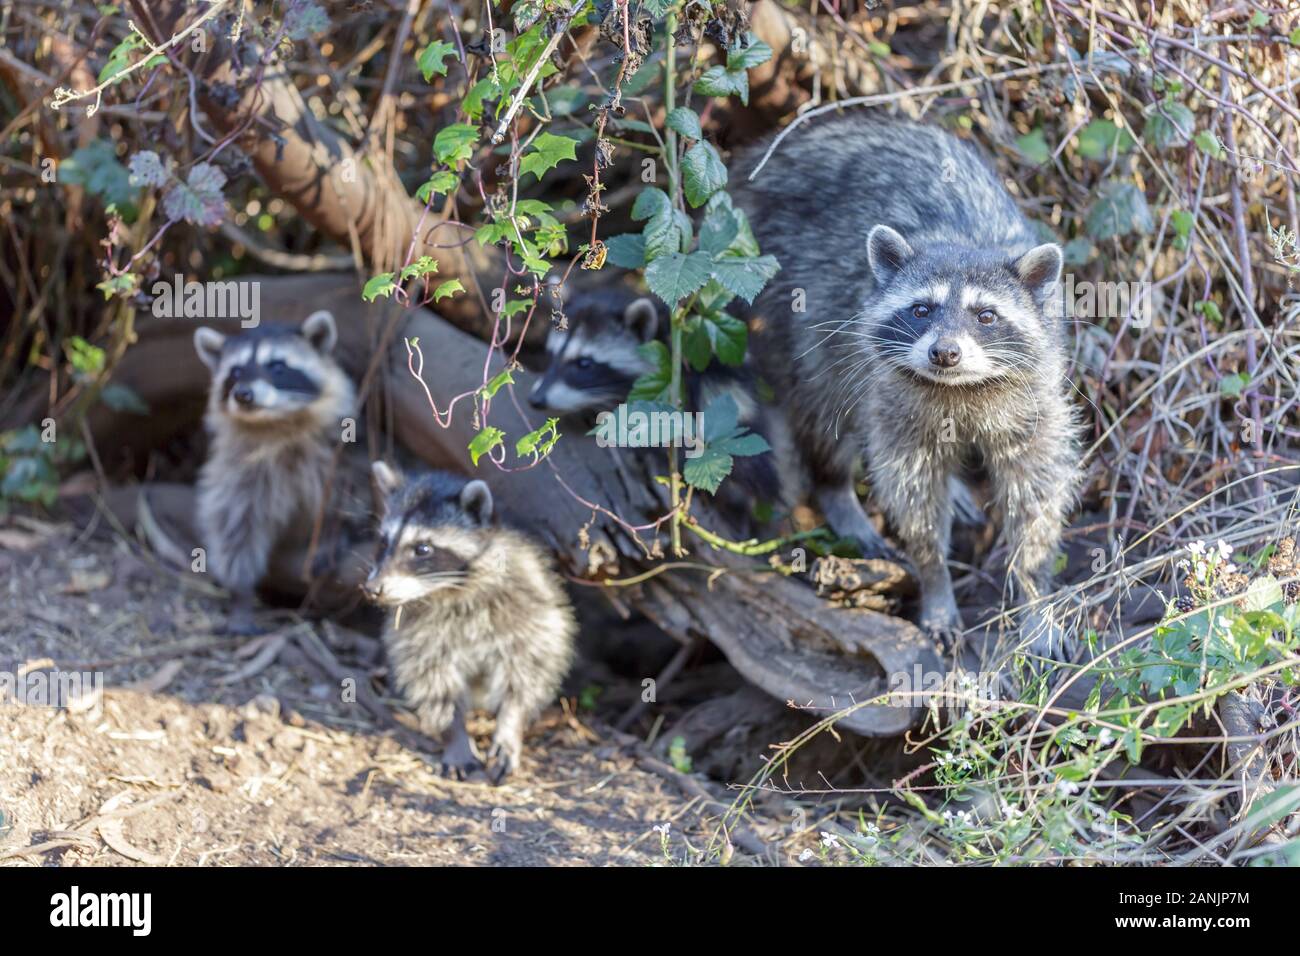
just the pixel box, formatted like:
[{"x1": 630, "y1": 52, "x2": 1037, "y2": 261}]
[
  {"x1": 733, "y1": 116, "x2": 1082, "y2": 653},
  {"x1": 194, "y1": 312, "x2": 355, "y2": 629},
  {"x1": 364, "y1": 465, "x2": 576, "y2": 782}
]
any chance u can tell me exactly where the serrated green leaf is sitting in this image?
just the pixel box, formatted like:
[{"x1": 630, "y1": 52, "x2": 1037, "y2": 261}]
[
  {"x1": 399, "y1": 256, "x2": 439, "y2": 281},
  {"x1": 433, "y1": 278, "x2": 464, "y2": 301},
  {"x1": 666, "y1": 107, "x2": 702, "y2": 141},
  {"x1": 1194, "y1": 130, "x2": 1224, "y2": 158},
  {"x1": 604, "y1": 233, "x2": 646, "y2": 268},
  {"x1": 516, "y1": 417, "x2": 560, "y2": 458},
  {"x1": 1077, "y1": 119, "x2": 1136, "y2": 159},
  {"x1": 693, "y1": 65, "x2": 749, "y2": 105},
  {"x1": 519, "y1": 132, "x2": 578, "y2": 181},
  {"x1": 682, "y1": 446, "x2": 733, "y2": 494},
  {"x1": 628, "y1": 341, "x2": 672, "y2": 402},
  {"x1": 645, "y1": 252, "x2": 714, "y2": 305},
  {"x1": 681, "y1": 141, "x2": 728, "y2": 208},
  {"x1": 434, "y1": 123, "x2": 479, "y2": 165},
  {"x1": 417, "y1": 40, "x2": 457, "y2": 81},
  {"x1": 1219, "y1": 372, "x2": 1249, "y2": 398},
  {"x1": 632, "y1": 188, "x2": 671, "y2": 221},
  {"x1": 362, "y1": 272, "x2": 397, "y2": 302},
  {"x1": 1015, "y1": 127, "x2": 1051, "y2": 165},
  {"x1": 1084, "y1": 179, "x2": 1153, "y2": 239},
  {"x1": 462, "y1": 76, "x2": 500, "y2": 121},
  {"x1": 697, "y1": 310, "x2": 748, "y2": 365},
  {"x1": 1144, "y1": 102, "x2": 1195, "y2": 151},
  {"x1": 468, "y1": 426, "x2": 505, "y2": 466},
  {"x1": 480, "y1": 368, "x2": 515, "y2": 399},
  {"x1": 709, "y1": 254, "x2": 780, "y2": 304},
  {"x1": 415, "y1": 170, "x2": 459, "y2": 203},
  {"x1": 726, "y1": 37, "x2": 773, "y2": 71}
]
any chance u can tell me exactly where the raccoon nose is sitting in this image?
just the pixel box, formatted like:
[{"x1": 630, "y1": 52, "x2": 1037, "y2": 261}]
[
  {"x1": 528, "y1": 388, "x2": 546, "y2": 410},
  {"x1": 361, "y1": 580, "x2": 382, "y2": 601},
  {"x1": 232, "y1": 385, "x2": 255, "y2": 406},
  {"x1": 929, "y1": 340, "x2": 962, "y2": 368}
]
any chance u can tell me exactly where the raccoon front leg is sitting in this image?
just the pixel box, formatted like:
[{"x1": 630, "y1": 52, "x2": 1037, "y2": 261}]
[
  {"x1": 987, "y1": 443, "x2": 1077, "y2": 658},
  {"x1": 438, "y1": 702, "x2": 484, "y2": 780},
  {"x1": 869, "y1": 453, "x2": 962, "y2": 646},
  {"x1": 201, "y1": 499, "x2": 275, "y2": 635}
]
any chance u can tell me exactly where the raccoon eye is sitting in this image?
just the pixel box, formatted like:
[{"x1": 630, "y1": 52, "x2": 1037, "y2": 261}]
[
  {"x1": 412, "y1": 542, "x2": 432, "y2": 558},
  {"x1": 267, "y1": 359, "x2": 287, "y2": 372},
  {"x1": 575, "y1": 357, "x2": 594, "y2": 370},
  {"x1": 977, "y1": 308, "x2": 999, "y2": 325},
  {"x1": 911, "y1": 304, "x2": 931, "y2": 319},
  {"x1": 229, "y1": 367, "x2": 243, "y2": 380}
]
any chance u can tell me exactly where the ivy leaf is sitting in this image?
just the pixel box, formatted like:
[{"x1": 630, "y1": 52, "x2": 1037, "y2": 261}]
[
  {"x1": 709, "y1": 254, "x2": 780, "y2": 304},
  {"x1": 1077, "y1": 119, "x2": 1136, "y2": 159},
  {"x1": 1015, "y1": 128, "x2": 1051, "y2": 165},
  {"x1": 62, "y1": 140, "x2": 138, "y2": 211},
  {"x1": 127, "y1": 150, "x2": 171, "y2": 188},
  {"x1": 1084, "y1": 179, "x2": 1153, "y2": 240},
  {"x1": 628, "y1": 341, "x2": 672, "y2": 402},
  {"x1": 362, "y1": 272, "x2": 397, "y2": 302},
  {"x1": 645, "y1": 252, "x2": 714, "y2": 305},
  {"x1": 462, "y1": 76, "x2": 500, "y2": 121},
  {"x1": 162, "y1": 162, "x2": 226, "y2": 227},
  {"x1": 434, "y1": 123, "x2": 480, "y2": 164},
  {"x1": 681, "y1": 141, "x2": 728, "y2": 208},
  {"x1": 100, "y1": 382, "x2": 149, "y2": 415},
  {"x1": 1144, "y1": 102, "x2": 1195, "y2": 152},
  {"x1": 95, "y1": 273, "x2": 140, "y2": 300},
  {"x1": 519, "y1": 132, "x2": 578, "y2": 181},
  {"x1": 433, "y1": 279, "x2": 464, "y2": 301},
  {"x1": 604, "y1": 233, "x2": 646, "y2": 268},
  {"x1": 516, "y1": 418, "x2": 560, "y2": 458},
  {"x1": 1219, "y1": 372, "x2": 1250, "y2": 398},
  {"x1": 480, "y1": 368, "x2": 515, "y2": 399},
  {"x1": 399, "y1": 256, "x2": 439, "y2": 281},
  {"x1": 415, "y1": 170, "x2": 459, "y2": 203},
  {"x1": 417, "y1": 40, "x2": 458, "y2": 81},
  {"x1": 468, "y1": 427, "x2": 505, "y2": 466},
  {"x1": 666, "y1": 107, "x2": 702, "y2": 141}
]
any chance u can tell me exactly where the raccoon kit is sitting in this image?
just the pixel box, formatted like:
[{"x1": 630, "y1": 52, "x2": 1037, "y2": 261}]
[
  {"x1": 364, "y1": 463, "x2": 576, "y2": 782},
  {"x1": 193, "y1": 311, "x2": 356, "y2": 633},
  {"x1": 733, "y1": 116, "x2": 1082, "y2": 652},
  {"x1": 529, "y1": 284, "x2": 782, "y2": 504}
]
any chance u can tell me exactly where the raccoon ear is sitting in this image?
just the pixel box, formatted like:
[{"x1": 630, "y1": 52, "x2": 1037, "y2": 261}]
[
  {"x1": 866, "y1": 225, "x2": 914, "y2": 284},
  {"x1": 371, "y1": 460, "x2": 402, "y2": 497},
  {"x1": 1013, "y1": 243, "x2": 1064, "y2": 302},
  {"x1": 459, "y1": 479, "x2": 493, "y2": 525},
  {"x1": 193, "y1": 327, "x2": 226, "y2": 373},
  {"x1": 301, "y1": 310, "x2": 338, "y2": 354},
  {"x1": 622, "y1": 297, "x2": 659, "y2": 341}
]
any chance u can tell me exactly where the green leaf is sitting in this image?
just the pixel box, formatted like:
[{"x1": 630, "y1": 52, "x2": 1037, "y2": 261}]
[
  {"x1": 415, "y1": 170, "x2": 459, "y2": 203},
  {"x1": 682, "y1": 446, "x2": 733, "y2": 494},
  {"x1": 100, "y1": 382, "x2": 149, "y2": 415},
  {"x1": 362, "y1": 272, "x2": 397, "y2": 302},
  {"x1": 434, "y1": 123, "x2": 480, "y2": 164},
  {"x1": 604, "y1": 233, "x2": 646, "y2": 269},
  {"x1": 632, "y1": 187, "x2": 670, "y2": 220},
  {"x1": 1015, "y1": 128, "x2": 1051, "y2": 165},
  {"x1": 1144, "y1": 102, "x2": 1195, "y2": 152},
  {"x1": 681, "y1": 141, "x2": 728, "y2": 208},
  {"x1": 65, "y1": 336, "x2": 105, "y2": 378},
  {"x1": 516, "y1": 417, "x2": 560, "y2": 458},
  {"x1": 726, "y1": 38, "x2": 772, "y2": 71},
  {"x1": 399, "y1": 256, "x2": 439, "y2": 281},
  {"x1": 1194, "y1": 130, "x2": 1225, "y2": 158},
  {"x1": 1291, "y1": 27, "x2": 1300, "y2": 46},
  {"x1": 1195, "y1": 299, "x2": 1223, "y2": 326},
  {"x1": 480, "y1": 368, "x2": 515, "y2": 399},
  {"x1": 693, "y1": 65, "x2": 749, "y2": 105},
  {"x1": 462, "y1": 76, "x2": 500, "y2": 121},
  {"x1": 61, "y1": 140, "x2": 138, "y2": 211},
  {"x1": 645, "y1": 252, "x2": 714, "y2": 305},
  {"x1": 1084, "y1": 179, "x2": 1153, "y2": 240},
  {"x1": 1219, "y1": 372, "x2": 1250, "y2": 398},
  {"x1": 468, "y1": 426, "x2": 505, "y2": 466},
  {"x1": 666, "y1": 107, "x2": 703, "y2": 141},
  {"x1": 709, "y1": 254, "x2": 780, "y2": 304},
  {"x1": 628, "y1": 341, "x2": 672, "y2": 402},
  {"x1": 433, "y1": 278, "x2": 464, "y2": 301},
  {"x1": 698, "y1": 310, "x2": 748, "y2": 366},
  {"x1": 95, "y1": 273, "x2": 140, "y2": 300},
  {"x1": 1077, "y1": 119, "x2": 1136, "y2": 159},
  {"x1": 519, "y1": 132, "x2": 579, "y2": 181},
  {"x1": 417, "y1": 40, "x2": 457, "y2": 81},
  {"x1": 634, "y1": 188, "x2": 686, "y2": 261}
]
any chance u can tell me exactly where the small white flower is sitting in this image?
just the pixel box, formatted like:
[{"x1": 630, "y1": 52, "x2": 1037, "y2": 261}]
[
  {"x1": 1187, "y1": 540, "x2": 1207, "y2": 557},
  {"x1": 1000, "y1": 801, "x2": 1024, "y2": 820},
  {"x1": 819, "y1": 831, "x2": 840, "y2": 848},
  {"x1": 1055, "y1": 779, "x2": 1080, "y2": 796},
  {"x1": 652, "y1": 822, "x2": 671, "y2": 836},
  {"x1": 1097, "y1": 728, "x2": 1114, "y2": 746},
  {"x1": 1217, "y1": 540, "x2": 1234, "y2": 559},
  {"x1": 798, "y1": 848, "x2": 815, "y2": 862}
]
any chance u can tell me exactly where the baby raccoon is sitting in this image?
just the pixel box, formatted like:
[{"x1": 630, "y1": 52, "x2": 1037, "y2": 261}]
[
  {"x1": 364, "y1": 463, "x2": 576, "y2": 783},
  {"x1": 529, "y1": 285, "x2": 782, "y2": 504},
  {"x1": 734, "y1": 116, "x2": 1081, "y2": 653},
  {"x1": 193, "y1": 311, "x2": 355, "y2": 633}
]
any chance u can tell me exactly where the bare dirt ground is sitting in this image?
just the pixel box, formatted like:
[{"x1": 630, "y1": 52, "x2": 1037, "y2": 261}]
[{"x1": 0, "y1": 518, "x2": 807, "y2": 867}]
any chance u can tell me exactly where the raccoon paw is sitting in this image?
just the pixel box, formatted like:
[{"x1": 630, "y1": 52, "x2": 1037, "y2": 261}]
[
  {"x1": 924, "y1": 623, "x2": 964, "y2": 655},
  {"x1": 486, "y1": 743, "x2": 519, "y2": 786},
  {"x1": 438, "y1": 753, "x2": 485, "y2": 781}
]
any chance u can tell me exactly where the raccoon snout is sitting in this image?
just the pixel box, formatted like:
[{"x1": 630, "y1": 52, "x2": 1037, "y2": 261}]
[
  {"x1": 928, "y1": 340, "x2": 962, "y2": 368},
  {"x1": 361, "y1": 579, "x2": 383, "y2": 601},
  {"x1": 527, "y1": 386, "x2": 547, "y2": 409},
  {"x1": 232, "y1": 384, "x2": 256, "y2": 406}
]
